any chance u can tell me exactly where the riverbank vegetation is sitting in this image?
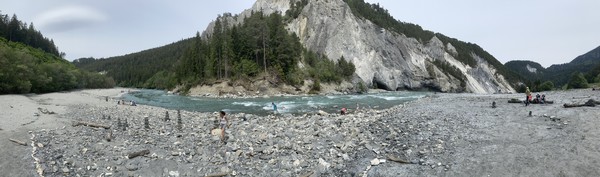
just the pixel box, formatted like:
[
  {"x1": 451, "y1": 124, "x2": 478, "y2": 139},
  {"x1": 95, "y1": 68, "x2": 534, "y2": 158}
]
[
  {"x1": 0, "y1": 12, "x2": 114, "y2": 94},
  {"x1": 75, "y1": 11, "x2": 356, "y2": 93}
]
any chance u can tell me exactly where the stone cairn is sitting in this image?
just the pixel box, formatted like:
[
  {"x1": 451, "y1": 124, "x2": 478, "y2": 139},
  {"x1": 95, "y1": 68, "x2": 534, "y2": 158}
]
[
  {"x1": 117, "y1": 117, "x2": 122, "y2": 128},
  {"x1": 117, "y1": 117, "x2": 128, "y2": 131},
  {"x1": 164, "y1": 111, "x2": 170, "y2": 121},
  {"x1": 144, "y1": 116, "x2": 150, "y2": 129},
  {"x1": 177, "y1": 110, "x2": 182, "y2": 131},
  {"x1": 123, "y1": 118, "x2": 128, "y2": 131}
]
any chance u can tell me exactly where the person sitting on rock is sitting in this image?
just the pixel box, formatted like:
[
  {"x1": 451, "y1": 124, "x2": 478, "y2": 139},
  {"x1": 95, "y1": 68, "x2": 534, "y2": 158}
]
[
  {"x1": 219, "y1": 111, "x2": 229, "y2": 142},
  {"x1": 535, "y1": 93, "x2": 541, "y2": 103},
  {"x1": 541, "y1": 94, "x2": 546, "y2": 104}
]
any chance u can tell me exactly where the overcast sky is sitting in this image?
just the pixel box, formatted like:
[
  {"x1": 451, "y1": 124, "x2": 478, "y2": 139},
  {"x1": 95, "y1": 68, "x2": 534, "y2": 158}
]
[{"x1": 2, "y1": 0, "x2": 599, "y2": 67}]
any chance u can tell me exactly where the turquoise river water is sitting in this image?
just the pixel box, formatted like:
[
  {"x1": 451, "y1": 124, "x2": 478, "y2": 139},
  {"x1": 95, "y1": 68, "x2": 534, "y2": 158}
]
[{"x1": 123, "y1": 90, "x2": 429, "y2": 116}]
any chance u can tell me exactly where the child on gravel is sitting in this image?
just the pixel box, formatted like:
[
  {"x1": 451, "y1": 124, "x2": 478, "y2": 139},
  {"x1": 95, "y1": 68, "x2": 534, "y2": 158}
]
[{"x1": 219, "y1": 111, "x2": 229, "y2": 142}]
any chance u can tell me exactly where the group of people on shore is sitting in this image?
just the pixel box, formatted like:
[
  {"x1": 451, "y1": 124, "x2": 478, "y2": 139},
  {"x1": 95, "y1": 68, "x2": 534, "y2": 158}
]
[
  {"x1": 524, "y1": 87, "x2": 546, "y2": 106},
  {"x1": 117, "y1": 99, "x2": 136, "y2": 106}
]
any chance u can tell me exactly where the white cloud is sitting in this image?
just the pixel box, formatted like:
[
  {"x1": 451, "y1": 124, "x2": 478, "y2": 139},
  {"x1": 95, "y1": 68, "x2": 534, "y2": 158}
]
[{"x1": 35, "y1": 6, "x2": 108, "y2": 33}]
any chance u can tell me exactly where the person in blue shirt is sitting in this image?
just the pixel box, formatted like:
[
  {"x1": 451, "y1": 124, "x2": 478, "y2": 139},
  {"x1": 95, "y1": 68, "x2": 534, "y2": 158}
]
[{"x1": 272, "y1": 102, "x2": 278, "y2": 115}]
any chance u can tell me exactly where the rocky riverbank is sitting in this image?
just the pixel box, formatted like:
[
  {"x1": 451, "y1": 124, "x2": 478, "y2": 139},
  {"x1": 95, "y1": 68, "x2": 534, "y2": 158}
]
[{"x1": 3, "y1": 88, "x2": 600, "y2": 176}]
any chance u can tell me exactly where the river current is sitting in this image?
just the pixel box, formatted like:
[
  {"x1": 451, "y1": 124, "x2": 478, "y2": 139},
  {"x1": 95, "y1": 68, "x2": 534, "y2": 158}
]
[{"x1": 123, "y1": 90, "x2": 429, "y2": 116}]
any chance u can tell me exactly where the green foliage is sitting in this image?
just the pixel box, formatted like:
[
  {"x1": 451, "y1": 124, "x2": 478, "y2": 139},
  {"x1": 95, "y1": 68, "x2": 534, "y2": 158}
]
[
  {"x1": 337, "y1": 56, "x2": 356, "y2": 79},
  {"x1": 234, "y1": 59, "x2": 260, "y2": 77},
  {"x1": 431, "y1": 60, "x2": 466, "y2": 87},
  {"x1": 585, "y1": 63, "x2": 600, "y2": 83},
  {"x1": 144, "y1": 71, "x2": 177, "y2": 89},
  {"x1": 305, "y1": 53, "x2": 356, "y2": 84},
  {"x1": 0, "y1": 12, "x2": 60, "y2": 56},
  {"x1": 357, "y1": 81, "x2": 367, "y2": 93},
  {"x1": 544, "y1": 46, "x2": 600, "y2": 86},
  {"x1": 344, "y1": 0, "x2": 434, "y2": 43},
  {"x1": 567, "y1": 72, "x2": 589, "y2": 89},
  {"x1": 0, "y1": 37, "x2": 114, "y2": 94},
  {"x1": 74, "y1": 38, "x2": 193, "y2": 88},
  {"x1": 537, "y1": 81, "x2": 554, "y2": 91},
  {"x1": 285, "y1": 0, "x2": 309, "y2": 19},
  {"x1": 309, "y1": 79, "x2": 321, "y2": 94},
  {"x1": 176, "y1": 12, "x2": 304, "y2": 87},
  {"x1": 75, "y1": 11, "x2": 356, "y2": 93}
]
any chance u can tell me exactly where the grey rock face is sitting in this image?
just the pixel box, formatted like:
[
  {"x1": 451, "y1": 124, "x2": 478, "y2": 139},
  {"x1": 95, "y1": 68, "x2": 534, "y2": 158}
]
[{"x1": 202, "y1": 0, "x2": 515, "y2": 93}]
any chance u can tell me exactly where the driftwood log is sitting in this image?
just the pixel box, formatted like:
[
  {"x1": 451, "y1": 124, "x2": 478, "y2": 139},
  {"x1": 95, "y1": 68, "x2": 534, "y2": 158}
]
[
  {"x1": 298, "y1": 171, "x2": 314, "y2": 177},
  {"x1": 72, "y1": 121, "x2": 111, "y2": 129},
  {"x1": 564, "y1": 99, "x2": 600, "y2": 108},
  {"x1": 387, "y1": 154, "x2": 414, "y2": 164},
  {"x1": 508, "y1": 99, "x2": 553, "y2": 104},
  {"x1": 205, "y1": 172, "x2": 229, "y2": 177},
  {"x1": 9, "y1": 138, "x2": 27, "y2": 146},
  {"x1": 128, "y1": 149, "x2": 150, "y2": 159}
]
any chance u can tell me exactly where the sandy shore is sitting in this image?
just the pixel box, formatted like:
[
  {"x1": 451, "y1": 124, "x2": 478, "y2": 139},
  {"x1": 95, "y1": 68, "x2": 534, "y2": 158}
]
[
  {"x1": 0, "y1": 88, "x2": 132, "y2": 177},
  {"x1": 1, "y1": 88, "x2": 599, "y2": 176}
]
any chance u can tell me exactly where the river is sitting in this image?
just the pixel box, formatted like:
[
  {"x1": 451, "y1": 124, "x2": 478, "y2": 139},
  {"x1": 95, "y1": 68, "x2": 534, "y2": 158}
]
[{"x1": 123, "y1": 90, "x2": 429, "y2": 116}]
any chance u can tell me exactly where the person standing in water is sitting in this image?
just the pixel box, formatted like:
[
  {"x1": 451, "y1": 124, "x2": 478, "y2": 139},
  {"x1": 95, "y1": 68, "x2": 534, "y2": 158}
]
[{"x1": 272, "y1": 102, "x2": 278, "y2": 115}]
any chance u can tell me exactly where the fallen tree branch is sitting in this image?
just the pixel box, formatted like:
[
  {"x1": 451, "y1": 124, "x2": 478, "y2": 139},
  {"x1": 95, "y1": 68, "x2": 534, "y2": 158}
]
[
  {"x1": 9, "y1": 138, "x2": 27, "y2": 146},
  {"x1": 72, "y1": 121, "x2": 111, "y2": 129},
  {"x1": 205, "y1": 172, "x2": 229, "y2": 177},
  {"x1": 564, "y1": 99, "x2": 600, "y2": 108},
  {"x1": 508, "y1": 99, "x2": 553, "y2": 104},
  {"x1": 387, "y1": 154, "x2": 414, "y2": 164},
  {"x1": 128, "y1": 149, "x2": 150, "y2": 159},
  {"x1": 298, "y1": 171, "x2": 314, "y2": 177}
]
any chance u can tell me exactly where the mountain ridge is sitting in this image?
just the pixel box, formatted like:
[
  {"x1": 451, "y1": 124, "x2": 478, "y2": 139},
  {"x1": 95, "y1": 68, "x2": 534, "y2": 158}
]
[
  {"x1": 244, "y1": 0, "x2": 517, "y2": 93},
  {"x1": 76, "y1": 0, "x2": 522, "y2": 94},
  {"x1": 505, "y1": 45, "x2": 600, "y2": 87}
]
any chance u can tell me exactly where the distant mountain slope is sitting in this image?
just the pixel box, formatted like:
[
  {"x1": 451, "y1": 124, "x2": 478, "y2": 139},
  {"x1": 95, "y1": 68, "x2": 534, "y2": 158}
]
[
  {"x1": 76, "y1": 0, "x2": 523, "y2": 93},
  {"x1": 504, "y1": 45, "x2": 600, "y2": 88},
  {"x1": 545, "y1": 46, "x2": 600, "y2": 86},
  {"x1": 73, "y1": 38, "x2": 193, "y2": 88},
  {"x1": 504, "y1": 60, "x2": 545, "y2": 81}
]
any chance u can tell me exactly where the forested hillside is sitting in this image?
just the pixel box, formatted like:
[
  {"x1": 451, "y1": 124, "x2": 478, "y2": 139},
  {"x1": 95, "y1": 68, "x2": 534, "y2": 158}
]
[
  {"x1": 504, "y1": 45, "x2": 600, "y2": 91},
  {"x1": 176, "y1": 11, "x2": 354, "y2": 89},
  {"x1": 0, "y1": 11, "x2": 114, "y2": 94},
  {"x1": 0, "y1": 11, "x2": 61, "y2": 57},
  {"x1": 73, "y1": 38, "x2": 193, "y2": 88},
  {"x1": 504, "y1": 60, "x2": 545, "y2": 81},
  {"x1": 544, "y1": 46, "x2": 600, "y2": 86},
  {"x1": 76, "y1": 11, "x2": 355, "y2": 92},
  {"x1": 0, "y1": 37, "x2": 114, "y2": 94}
]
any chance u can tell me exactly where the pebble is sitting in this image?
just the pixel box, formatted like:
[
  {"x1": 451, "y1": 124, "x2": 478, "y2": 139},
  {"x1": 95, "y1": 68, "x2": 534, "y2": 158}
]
[
  {"x1": 169, "y1": 171, "x2": 180, "y2": 177},
  {"x1": 370, "y1": 158, "x2": 380, "y2": 165}
]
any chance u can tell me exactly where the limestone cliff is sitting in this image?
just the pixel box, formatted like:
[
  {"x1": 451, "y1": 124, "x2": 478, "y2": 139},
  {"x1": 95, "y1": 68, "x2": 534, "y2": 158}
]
[{"x1": 203, "y1": 0, "x2": 516, "y2": 93}]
